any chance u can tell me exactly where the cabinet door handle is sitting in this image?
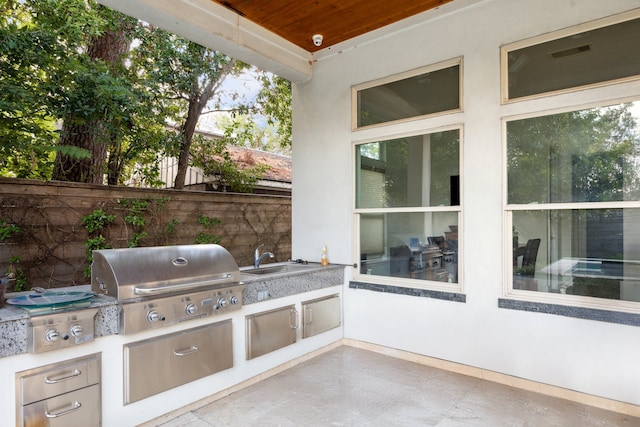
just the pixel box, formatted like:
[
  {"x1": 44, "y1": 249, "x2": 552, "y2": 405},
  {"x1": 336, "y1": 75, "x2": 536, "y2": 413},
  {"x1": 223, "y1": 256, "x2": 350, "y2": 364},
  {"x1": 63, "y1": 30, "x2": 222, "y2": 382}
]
[
  {"x1": 45, "y1": 401, "x2": 82, "y2": 418},
  {"x1": 174, "y1": 345, "x2": 199, "y2": 356},
  {"x1": 290, "y1": 308, "x2": 299, "y2": 329},
  {"x1": 44, "y1": 369, "x2": 81, "y2": 384},
  {"x1": 304, "y1": 306, "x2": 313, "y2": 325}
]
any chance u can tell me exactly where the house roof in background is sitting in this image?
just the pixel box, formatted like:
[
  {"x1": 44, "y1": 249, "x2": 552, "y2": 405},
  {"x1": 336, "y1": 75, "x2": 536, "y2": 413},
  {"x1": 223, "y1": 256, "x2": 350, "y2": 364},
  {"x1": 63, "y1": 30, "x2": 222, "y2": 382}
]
[{"x1": 226, "y1": 145, "x2": 292, "y2": 183}]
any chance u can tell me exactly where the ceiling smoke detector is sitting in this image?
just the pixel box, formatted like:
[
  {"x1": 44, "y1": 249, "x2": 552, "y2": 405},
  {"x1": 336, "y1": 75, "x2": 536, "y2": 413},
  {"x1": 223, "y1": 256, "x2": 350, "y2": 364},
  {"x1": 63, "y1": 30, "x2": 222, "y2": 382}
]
[{"x1": 312, "y1": 34, "x2": 323, "y2": 47}]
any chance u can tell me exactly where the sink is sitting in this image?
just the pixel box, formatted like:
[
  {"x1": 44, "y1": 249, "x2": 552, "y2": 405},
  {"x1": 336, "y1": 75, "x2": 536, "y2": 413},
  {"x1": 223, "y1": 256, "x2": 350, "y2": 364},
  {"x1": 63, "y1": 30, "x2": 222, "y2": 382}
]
[{"x1": 241, "y1": 264, "x2": 312, "y2": 275}]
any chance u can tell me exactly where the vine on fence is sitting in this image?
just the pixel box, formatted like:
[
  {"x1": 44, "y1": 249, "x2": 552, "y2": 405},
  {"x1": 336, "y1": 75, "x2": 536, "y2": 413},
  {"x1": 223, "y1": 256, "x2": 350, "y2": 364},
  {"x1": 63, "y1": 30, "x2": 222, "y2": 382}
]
[
  {"x1": 0, "y1": 219, "x2": 26, "y2": 291},
  {"x1": 82, "y1": 209, "x2": 116, "y2": 277},
  {"x1": 0, "y1": 188, "x2": 286, "y2": 290},
  {"x1": 195, "y1": 214, "x2": 222, "y2": 244}
]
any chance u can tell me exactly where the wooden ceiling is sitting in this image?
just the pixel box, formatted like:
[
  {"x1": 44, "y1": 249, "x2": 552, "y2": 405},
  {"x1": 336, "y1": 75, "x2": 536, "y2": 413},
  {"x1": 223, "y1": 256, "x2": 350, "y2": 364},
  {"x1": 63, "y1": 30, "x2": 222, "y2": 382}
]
[{"x1": 212, "y1": 0, "x2": 454, "y2": 52}]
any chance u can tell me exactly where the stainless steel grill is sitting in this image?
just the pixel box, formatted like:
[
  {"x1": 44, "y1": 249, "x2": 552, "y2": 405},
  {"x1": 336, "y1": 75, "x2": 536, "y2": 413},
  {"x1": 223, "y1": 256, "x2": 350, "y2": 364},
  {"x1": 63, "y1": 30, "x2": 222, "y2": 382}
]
[{"x1": 91, "y1": 244, "x2": 244, "y2": 335}]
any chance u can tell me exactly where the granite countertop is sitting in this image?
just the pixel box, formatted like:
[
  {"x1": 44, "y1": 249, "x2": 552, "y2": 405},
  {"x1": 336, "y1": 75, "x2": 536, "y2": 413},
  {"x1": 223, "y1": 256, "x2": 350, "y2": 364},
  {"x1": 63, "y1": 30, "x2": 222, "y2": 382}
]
[
  {"x1": 0, "y1": 285, "x2": 119, "y2": 358},
  {"x1": 0, "y1": 264, "x2": 345, "y2": 358},
  {"x1": 240, "y1": 262, "x2": 344, "y2": 303}
]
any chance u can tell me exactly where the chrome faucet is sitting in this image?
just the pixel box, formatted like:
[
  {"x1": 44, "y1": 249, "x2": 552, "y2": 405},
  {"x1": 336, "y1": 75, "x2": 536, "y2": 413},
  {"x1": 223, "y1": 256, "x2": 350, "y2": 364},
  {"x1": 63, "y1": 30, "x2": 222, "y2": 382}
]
[{"x1": 254, "y1": 244, "x2": 275, "y2": 268}]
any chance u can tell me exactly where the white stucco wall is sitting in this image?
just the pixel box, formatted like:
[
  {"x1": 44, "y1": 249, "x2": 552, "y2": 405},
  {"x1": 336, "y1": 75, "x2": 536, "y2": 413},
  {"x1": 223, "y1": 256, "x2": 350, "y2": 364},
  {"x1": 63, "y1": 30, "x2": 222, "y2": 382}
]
[{"x1": 292, "y1": 0, "x2": 640, "y2": 405}]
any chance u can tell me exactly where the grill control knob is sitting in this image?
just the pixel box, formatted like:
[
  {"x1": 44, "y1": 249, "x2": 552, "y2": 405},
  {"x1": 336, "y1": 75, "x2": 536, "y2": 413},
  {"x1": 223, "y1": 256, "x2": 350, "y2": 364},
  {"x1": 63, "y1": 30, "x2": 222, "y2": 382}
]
[
  {"x1": 185, "y1": 303, "x2": 197, "y2": 315},
  {"x1": 230, "y1": 295, "x2": 239, "y2": 305},
  {"x1": 70, "y1": 325, "x2": 84, "y2": 337},
  {"x1": 147, "y1": 310, "x2": 162, "y2": 322},
  {"x1": 217, "y1": 297, "x2": 229, "y2": 308},
  {"x1": 45, "y1": 329, "x2": 60, "y2": 342}
]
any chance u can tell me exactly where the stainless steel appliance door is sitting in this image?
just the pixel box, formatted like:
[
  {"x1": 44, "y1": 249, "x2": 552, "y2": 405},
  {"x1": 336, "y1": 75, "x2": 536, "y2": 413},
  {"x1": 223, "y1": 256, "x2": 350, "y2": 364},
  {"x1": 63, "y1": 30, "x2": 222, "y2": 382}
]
[
  {"x1": 20, "y1": 356, "x2": 100, "y2": 405},
  {"x1": 246, "y1": 305, "x2": 297, "y2": 360},
  {"x1": 302, "y1": 294, "x2": 341, "y2": 339},
  {"x1": 22, "y1": 384, "x2": 100, "y2": 427},
  {"x1": 124, "y1": 319, "x2": 233, "y2": 404}
]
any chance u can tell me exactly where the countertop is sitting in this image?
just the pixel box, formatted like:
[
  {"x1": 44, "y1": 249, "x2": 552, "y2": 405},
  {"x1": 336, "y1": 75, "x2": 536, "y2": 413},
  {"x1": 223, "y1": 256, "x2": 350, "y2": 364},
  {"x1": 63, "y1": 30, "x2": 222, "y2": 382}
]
[{"x1": 0, "y1": 263, "x2": 345, "y2": 358}]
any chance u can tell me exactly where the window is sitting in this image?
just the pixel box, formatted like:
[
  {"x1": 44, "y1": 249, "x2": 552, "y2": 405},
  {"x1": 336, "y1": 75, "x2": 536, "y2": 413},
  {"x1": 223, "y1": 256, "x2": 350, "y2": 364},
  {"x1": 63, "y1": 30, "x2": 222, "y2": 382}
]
[
  {"x1": 502, "y1": 13, "x2": 640, "y2": 102},
  {"x1": 355, "y1": 129, "x2": 461, "y2": 288},
  {"x1": 506, "y1": 101, "x2": 640, "y2": 306},
  {"x1": 353, "y1": 58, "x2": 462, "y2": 129}
]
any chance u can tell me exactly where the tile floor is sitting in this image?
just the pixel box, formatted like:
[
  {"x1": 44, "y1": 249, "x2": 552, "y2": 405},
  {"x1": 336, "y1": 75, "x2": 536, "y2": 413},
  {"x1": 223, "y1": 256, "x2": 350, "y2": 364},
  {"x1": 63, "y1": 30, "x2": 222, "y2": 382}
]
[{"x1": 155, "y1": 346, "x2": 639, "y2": 426}]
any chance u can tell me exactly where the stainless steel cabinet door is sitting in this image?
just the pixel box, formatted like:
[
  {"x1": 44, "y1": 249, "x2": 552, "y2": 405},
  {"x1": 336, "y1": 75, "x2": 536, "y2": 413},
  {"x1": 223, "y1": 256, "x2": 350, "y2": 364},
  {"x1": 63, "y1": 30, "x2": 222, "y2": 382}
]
[
  {"x1": 22, "y1": 384, "x2": 100, "y2": 427},
  {"x1": 302, "y1": 294, "x2": 341, "y2": 339},
  {"x1": 246, "y1": 305, "x2": 297, "y2": 360},
  {"x1": 19, "y1": 355, "x2": 100, "y2": 406},
  {"x1": 124, "y1": 319, "x2": 233, "y2": 404}
]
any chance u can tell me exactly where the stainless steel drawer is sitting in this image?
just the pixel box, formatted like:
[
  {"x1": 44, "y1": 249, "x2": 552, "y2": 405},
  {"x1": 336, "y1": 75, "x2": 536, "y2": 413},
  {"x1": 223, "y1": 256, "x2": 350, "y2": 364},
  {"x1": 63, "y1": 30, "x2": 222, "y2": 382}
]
[
  {"x1": 22, "y1": 384, "x2": 100, "y2": 427},
  {"x1": 124, "y1": 319, "x2": 233, "y2": 404},
  {"x1": 302, "y1": 294, "x2": 341, "y2": 339},
  {"x1": 246, "y1": 305, "x2": 297, "y2": 360},
  {"x1": 19, "y1": 354, "x2": 101, "y2": 405}
]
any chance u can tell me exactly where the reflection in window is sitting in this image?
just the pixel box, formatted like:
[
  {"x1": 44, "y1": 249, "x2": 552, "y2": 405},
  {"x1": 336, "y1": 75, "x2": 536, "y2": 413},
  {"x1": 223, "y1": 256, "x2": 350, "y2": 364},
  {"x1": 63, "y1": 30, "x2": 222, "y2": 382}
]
[
  {"x1": 513, "y1": 209, "x2": 640, "y2": 302},
  {"x1": 360, "y1": 212, "x2": 459, "y2": 284},
  {"x1": 504, "y1": 16, "x2": 640, "y2": 100},
  {"x1": 507, "y1": 100, "x2": 640, "y2": 303},
  {"x1": 507, "y1": 102, "x2": 640, "y2": 205},
  {"x1": 356, "y1": 130, "x2": 460, "y2": 208},
  {"x1": 355, "y1": 62, "x2": 461, "y2": 128},
  {"x1": 355, "y1": 128, "x2": 461, "y2": 285}
]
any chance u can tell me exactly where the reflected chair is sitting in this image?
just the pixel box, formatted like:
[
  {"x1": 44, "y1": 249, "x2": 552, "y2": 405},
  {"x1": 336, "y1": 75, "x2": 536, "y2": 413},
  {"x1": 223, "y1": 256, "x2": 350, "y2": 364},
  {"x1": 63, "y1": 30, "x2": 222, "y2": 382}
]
[{"x1": 515, "y1": 238, "x2": 540, "y2": 277}]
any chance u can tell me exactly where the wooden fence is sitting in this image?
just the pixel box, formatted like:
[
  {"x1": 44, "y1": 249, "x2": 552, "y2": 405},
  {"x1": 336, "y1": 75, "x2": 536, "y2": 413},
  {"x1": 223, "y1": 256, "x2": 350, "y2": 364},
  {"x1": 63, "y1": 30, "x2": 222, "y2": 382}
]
[{"x1": 0, "y1": 178, "x2": 291, "y2": 290}]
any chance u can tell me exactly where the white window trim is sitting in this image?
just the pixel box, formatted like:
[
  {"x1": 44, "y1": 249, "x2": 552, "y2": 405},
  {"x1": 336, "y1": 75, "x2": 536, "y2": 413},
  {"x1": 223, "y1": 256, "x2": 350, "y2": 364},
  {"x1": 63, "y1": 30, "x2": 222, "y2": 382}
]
[
  {"x1": 500, "y1": 8, "x2": 640, "y2": 104},
  {"x1": 352, "y1": 56, "x2": 464, "y2": 131},
  {"x1": 352, "y1": 125, "x2": 464, "y2": 293},
  {"x1": 502, "y1": 95, "x2": 640, "y2": 315}
]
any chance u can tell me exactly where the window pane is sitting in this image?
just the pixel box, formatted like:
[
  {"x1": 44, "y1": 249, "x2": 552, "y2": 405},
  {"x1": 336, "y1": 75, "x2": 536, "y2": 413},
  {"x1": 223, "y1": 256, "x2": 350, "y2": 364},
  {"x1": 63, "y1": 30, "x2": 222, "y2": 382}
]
[
  {"x1": 512, "y1": 209, "x2": 640, "y2": 302},
  {"x1": 356, "y1": 130, "x2": 460, "y2": 208},
  {"x1": 507, "y1": 102, "x2": 640, "y2": 204},
  {"x1": 357, "y1": 64, "x2": 460, "y2": 127},
  {"x1": 506, "y1": 17, "x2": 640, "y2": 99},
  {"x1": 359, "y1": 212, "x2": 458, "y2": 283}
]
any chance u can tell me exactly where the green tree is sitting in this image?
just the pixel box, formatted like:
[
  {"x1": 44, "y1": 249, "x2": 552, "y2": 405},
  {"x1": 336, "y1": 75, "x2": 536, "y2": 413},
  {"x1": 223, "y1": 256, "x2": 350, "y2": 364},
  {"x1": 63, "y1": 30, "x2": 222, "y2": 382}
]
[
  {"x1": 507, "y1": 103, "x2": 640, "y2": 204},
  {"x1": 0, "y1": 0, "x2": 103, "y2": 178},
  {"x1": 1, "y1": 1, "x2": 292, "y2": 187},
  {"x1": 132, "y1": 27, "x2": 247, "y2": 189}
]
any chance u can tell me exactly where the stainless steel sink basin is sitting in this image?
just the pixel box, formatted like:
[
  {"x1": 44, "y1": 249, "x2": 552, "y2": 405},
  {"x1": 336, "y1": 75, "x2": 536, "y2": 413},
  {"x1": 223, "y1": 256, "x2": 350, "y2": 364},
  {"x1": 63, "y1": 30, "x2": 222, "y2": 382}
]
[{"x1": 241, "y1": 264, "x2": 312, "y2": 275}]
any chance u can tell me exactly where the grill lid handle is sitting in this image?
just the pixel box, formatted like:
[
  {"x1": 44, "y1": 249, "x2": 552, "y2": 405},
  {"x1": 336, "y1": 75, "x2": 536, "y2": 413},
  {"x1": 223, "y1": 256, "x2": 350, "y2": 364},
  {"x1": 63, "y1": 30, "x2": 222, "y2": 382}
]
[{"x1": 134, "y1": 274, "x2": 233, "y2": 296}]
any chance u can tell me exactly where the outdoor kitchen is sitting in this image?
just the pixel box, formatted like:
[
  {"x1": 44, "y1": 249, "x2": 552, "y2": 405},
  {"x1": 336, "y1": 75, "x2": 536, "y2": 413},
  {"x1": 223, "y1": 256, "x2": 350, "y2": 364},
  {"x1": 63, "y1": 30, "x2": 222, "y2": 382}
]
[
  {"x1": 1, "y1": 244, "x2": 344, "y2": 426},
  {"x1": 2, "y1": 0, "x2": 640, "y2": 425}
]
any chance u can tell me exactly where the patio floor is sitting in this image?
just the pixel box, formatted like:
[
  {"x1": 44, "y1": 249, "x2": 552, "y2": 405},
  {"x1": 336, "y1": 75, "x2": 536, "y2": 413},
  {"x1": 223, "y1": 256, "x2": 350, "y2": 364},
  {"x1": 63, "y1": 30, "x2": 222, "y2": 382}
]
[{"x1": 154, "y1": 346, "x2": 638, "y2": 426}]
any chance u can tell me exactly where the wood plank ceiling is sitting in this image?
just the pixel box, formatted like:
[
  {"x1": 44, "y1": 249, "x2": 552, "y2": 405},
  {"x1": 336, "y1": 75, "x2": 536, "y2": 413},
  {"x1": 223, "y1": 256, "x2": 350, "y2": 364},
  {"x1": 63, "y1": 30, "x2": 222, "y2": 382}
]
[{"x1": 212, "y1": 0, "x2": 454, "y2": 52}]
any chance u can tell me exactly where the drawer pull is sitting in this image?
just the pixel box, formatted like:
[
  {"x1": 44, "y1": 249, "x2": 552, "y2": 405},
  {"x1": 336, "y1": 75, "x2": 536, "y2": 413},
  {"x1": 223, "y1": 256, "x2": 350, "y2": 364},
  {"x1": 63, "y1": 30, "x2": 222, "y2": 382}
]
[
  {"x1": 304, "y1": 306, "x2": 313, "y2": 325},
  {"x1": 45, "y1": 401, "x2": 82, "y2": 418},
  {"x1": 44, "y1": 369, "x2": 82, "y2": 384},
  {"x1": 174, "y1": 345, "x2": 199, "y2": 356},
  {"x1": 290, "y1": 308, "x2": 299, "y2": 329}
]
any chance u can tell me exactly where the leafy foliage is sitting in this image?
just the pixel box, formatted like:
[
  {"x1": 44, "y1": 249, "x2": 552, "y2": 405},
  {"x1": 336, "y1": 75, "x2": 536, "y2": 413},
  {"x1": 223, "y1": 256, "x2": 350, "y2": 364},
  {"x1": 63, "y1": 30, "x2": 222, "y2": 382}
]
[
  {"x1": 191, "y1": 135, "x2": 269, "y2": 193},
  {"x1": 0, "y1": 1, "x2": 292, "y2": 188}
]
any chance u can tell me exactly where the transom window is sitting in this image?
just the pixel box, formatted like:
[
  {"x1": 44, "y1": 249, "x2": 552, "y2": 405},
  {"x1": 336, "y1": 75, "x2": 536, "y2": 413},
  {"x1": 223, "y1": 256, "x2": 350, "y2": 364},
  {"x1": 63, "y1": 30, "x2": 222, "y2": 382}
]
[
  {"x1": 502, "y1": 12, "x2": 640, "y2": 102},
  {"x1": 353, "y1": 58, "x2": 462, "y2": 129}
]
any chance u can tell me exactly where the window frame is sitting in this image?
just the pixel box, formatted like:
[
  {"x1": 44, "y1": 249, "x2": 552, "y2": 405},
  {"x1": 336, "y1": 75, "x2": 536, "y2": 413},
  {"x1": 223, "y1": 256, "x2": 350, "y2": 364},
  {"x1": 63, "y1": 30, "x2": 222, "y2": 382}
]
[
  {"x1": 353, "y1": 125, "x2": 464, "y2": 292},
  {"x1": 500, "y1": 9, "x2": 640, "y2": 104},
  {"x1": 352, "y1": 57, "x2": 464, "y2": 131},
  {"x1": 502, "y1": 96, "x2": 640, "y2": 314}
]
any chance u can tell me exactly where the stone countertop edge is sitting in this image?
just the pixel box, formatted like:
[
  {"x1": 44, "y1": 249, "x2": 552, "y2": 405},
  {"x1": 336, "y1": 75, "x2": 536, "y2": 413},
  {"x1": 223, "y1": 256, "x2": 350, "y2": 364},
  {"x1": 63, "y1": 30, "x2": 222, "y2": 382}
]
[
  {"x1": 0, "y1": 286, "x2": 119, "y2": 358},
  {"x1": 241, "y1": 264, "x2": 345, "y2": 304},
  {"x1": 0, "y1": 265, "x2": 345, "y2": 358}
]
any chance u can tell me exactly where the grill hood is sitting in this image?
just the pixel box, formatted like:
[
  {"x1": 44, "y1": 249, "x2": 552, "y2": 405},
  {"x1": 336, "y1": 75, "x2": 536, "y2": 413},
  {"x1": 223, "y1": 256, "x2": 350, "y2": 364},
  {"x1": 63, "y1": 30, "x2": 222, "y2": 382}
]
[{"x1": 91, "y1": 244, "x2": 241, "y2": 301}]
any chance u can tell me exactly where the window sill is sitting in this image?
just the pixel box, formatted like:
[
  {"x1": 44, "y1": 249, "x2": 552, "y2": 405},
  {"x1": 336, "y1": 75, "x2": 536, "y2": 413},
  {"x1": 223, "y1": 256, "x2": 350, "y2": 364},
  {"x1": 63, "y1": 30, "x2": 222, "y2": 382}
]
[
  {"x1": 349, "y1": 281, "x2": 466, "y2": 303},
  {"x1": 498, "y1": 298, "x2": 640, "y2": 326}
]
